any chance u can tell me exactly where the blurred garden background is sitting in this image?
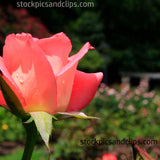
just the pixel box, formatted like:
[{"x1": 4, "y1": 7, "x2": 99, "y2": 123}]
[{"x1": 0, "y1": 0, "x2": 160, "y2": 159}]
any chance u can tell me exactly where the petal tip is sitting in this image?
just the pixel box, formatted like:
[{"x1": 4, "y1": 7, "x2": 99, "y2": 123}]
[
  {"x1": 86, "y1": 42, "x2": 95, "y2": 49},
  {"x1": 57, "y1": 32, "x2": 65, "y2": 36},
  {"x1": 5, "y1": 33, "x2": 15, "y2": 41},
  {"x1": 95, "y1": 72, "x2": 103, "y2": 82},
  {"x1": 96, "y1": 72, "x2": 103, "y2": 83},
  {"x1": 55, "y1": 32, "x2": 69, "y2": 39},
  {"x1": 51, "y1": 32, "x2": 72, "y2": 47}
]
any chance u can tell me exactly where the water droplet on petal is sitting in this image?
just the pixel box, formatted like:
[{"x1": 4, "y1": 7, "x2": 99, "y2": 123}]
[
  {"x1": 19, "y1": 78, "x2": 24, "y2": 84},
  {"x1": 16, "y1": 73, "x2": 19, "y2": 78},
  {"x1": 62, "y1": 80, "x2": 65, "y2": 84}
]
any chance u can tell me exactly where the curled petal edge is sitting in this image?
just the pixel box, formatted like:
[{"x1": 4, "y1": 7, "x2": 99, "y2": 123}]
[{"x1": 0, "y1": 57, "x2": 27, "y2": 119}]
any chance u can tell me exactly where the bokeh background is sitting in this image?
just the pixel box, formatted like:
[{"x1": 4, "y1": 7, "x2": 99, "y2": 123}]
[{"x1": 0, "y1": 0, "x2": 160, "y2": 160}]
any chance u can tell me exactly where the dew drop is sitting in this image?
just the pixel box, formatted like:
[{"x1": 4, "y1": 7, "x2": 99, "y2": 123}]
[
  {"x1": 19, "y1": 78, "x2": 24, "y2": 84},
  {"x1": 62, "y1": 79, "x2": 65, "y2": 84},
  {"x1": 16, "y1": 73, "x2": 19, "y2": 78}
]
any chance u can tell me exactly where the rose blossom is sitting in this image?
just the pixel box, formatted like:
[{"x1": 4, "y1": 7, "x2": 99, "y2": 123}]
[{"x1": 0, "y1": 32, "x2": 103, "y2": 115}]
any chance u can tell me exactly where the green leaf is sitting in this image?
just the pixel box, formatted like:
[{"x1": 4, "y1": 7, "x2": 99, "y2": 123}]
[
  {"x1": 0, "y1": 72, "x2": 28, "y2": 120},
  {"x1": 56, "y1": 112, "x2": 99, "y2": 120},
  {"x1": 30, "y1": 112, "x2": 52, "y2": 150}
]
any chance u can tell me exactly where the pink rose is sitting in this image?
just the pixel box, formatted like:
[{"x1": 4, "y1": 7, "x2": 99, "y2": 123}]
[
  {"x1": 102, "y1": 154, "x2": 117, "y2": 160},
  {"x1": 0, "y1": 32, "x2": 103, "y2": 115}
]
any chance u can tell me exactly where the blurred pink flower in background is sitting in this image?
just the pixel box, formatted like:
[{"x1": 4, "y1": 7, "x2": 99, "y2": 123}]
[{"x1": 102, "y1": 154, "x2": 117, "y2": 160}]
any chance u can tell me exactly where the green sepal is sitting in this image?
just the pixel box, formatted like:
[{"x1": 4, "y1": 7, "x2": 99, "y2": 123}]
[
  {"x1": 30, "y1": 112, "x2": 53, "y2": 150},
  {"x1": 52, "y1": 115, "x2": 58, "y2": 120},
  {"x1": 56, "y1": 112, "x2": 99, "y2": 120},
  {"x1": 0, "y1": 73, "x2": 28, "y2": 120},
  {"x1": 24, "y1": 116, "x2": 33, "y2": 124}
]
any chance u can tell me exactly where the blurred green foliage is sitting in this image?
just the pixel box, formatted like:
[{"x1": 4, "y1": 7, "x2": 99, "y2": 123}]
[
  {"x1": 13, "y1": 0, "x2": 160, "y2": 81},
  {"x1": 0, "y1": 4, "x2": 105, "y2": 73},
  {"x1": 69, "y1": 11, "x2": 105, "y2": 46},
  {"x1": 0, "y1": 1, "x2": 160, "y2": 159},
  {"x1": 96, "y1": 0, "x2": 160, "y2": 81},
  {"x1": 70, "y1": 35, "x2": 105, "y2": 73},
  {"x1": 0, "y1": 108, "x2": 25, "y2": 141},
  {"x1": 0, "y1": 146, "x2": 53, "y2": 160},
  {"x1": 51, "y1": 84, "x2": 160, "y2": 159},
  {"x1": 108, "y1": 47, "x2": 160, "y2": 72},
  {"x1": 0, "y1": 5, "x2": 51, "y2": 54},
  {"x1": 1, "y1": 84, "x2": 160, "y2": 159},
  {"x1": 1, "y1": 0, "x2": 160, "y2": 80},
  {"x1": 97, "y1": 0, "x2": 160, "y2": 48}
]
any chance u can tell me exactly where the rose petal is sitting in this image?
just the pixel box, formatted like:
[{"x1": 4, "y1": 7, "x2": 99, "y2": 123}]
[
  {"x1": 36, "y1": 32, "x2": 72, "y2": 75},
  {"x1": 57, "y1": 42, "x2": 93, "y2": 76},
  {"x1": 67, "y1": 71, "x2": 103, "y2": 112},
  {"x1": 0, "y1": 90, "x2": 8, "y2": 109},
  {"x1": 55, "y1": 63, "x2": 77, "y2": 112},
  {"x1": 3, "y1": 33, "x2": 57, "y2": 114},
  {"x1": 55, "y1": 42, "x2": 94, "y2": 112},
  {"x1": 0, "y1": 57, "x2": 26, "y2": 111}
]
